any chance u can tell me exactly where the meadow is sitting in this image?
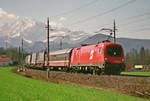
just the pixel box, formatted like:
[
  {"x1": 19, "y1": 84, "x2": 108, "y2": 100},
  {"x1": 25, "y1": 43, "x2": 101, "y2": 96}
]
[
  {"x1": 0, "y1": 67, "x2": 149, "y2": 101},
  {"x1": 121, "y1": 71, "x2": 150, "y2": 76}
]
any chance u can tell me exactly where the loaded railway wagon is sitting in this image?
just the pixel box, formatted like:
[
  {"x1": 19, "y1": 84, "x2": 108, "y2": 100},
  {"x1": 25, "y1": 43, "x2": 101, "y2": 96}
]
[
  {"x1": 36, "y1": 52, "x2": 45, "y2": 67},
  {"x1": 30, "y1": 53, "x2": 37, "y2": 67},
  {"x1": 26, "y1": 52, "x2": 45, "y2": 68},
  {"x1": 25, "y1": 41, "x2": 125, "y2": 75},
  {"x1": 48, "y1": 48, "x2": 72, "y2": 67},
  {"x1": 25, "y1": 55, "x2": 31, "y2": 66},
  {"x1": 44, "y1": 48, "x2": 72, "y2": 70}
]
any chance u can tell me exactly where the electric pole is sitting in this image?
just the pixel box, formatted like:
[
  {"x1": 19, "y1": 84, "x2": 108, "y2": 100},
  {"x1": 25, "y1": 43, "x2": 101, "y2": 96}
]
[
  {"x1": 113, "y1": 20, "x2": 116, "y2": 43},
  {"x1": 60, "y1": 40, "x2": 62, "y2": 50},
  {"x1": 5, "y1": 40, "x2": 7, "y2": 49},
  {"x1": 60, "y1": 36, "x2": 64, "y2": 50},
  {"x1": 45, "y1": 17, "x2": 51, "y2": 78},
  {"x1": 46, "y1": 17, "x2": 50, "y2": 65},
  {"x1": 18, "y1": 46, "x2": 21, "y2": 65},
  {"x1": 21, "y1": 38, "x2": 24, "y2": 67},
  {"x1": 22, "y1": 38, "x2": 24, "y2": 58}
]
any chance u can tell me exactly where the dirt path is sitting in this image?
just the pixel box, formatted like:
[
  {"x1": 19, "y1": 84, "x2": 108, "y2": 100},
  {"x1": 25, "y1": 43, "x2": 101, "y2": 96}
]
[{"x1": 13, "y1": 68, "x2": 150, "y2": 99}]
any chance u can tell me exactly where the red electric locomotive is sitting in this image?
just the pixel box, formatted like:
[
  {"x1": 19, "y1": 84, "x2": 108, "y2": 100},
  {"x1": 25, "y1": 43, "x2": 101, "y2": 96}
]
[
  {"x1": 25, "y1": 41, "x2": 125, "y2": 75},
  {"x1": 70, "y1": 41, "x2": 125, "y2": 74}
]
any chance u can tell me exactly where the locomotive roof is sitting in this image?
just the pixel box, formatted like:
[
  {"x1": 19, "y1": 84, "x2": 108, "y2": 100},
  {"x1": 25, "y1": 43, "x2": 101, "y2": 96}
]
[
  {"x1": 50, "y1": 48, "x2": 73, "y2": 55},
  {"x1": 100, "y1": 42, "x2": 121, "y2": 45},
  {"x1": 78, "y1": 42, "x2": 122, "y2": 48}
]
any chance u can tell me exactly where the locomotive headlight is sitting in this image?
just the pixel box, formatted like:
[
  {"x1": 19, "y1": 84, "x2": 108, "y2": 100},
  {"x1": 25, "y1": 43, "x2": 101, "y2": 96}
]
[{"x1": 105, "y1": 58, "x2": 108, "y2": 62}]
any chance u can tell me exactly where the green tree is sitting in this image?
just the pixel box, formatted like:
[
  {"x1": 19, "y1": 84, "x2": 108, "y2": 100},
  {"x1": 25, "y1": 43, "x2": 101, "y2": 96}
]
[{"x1": 125, "y1": 47, "x2": 150, "y2": 66}]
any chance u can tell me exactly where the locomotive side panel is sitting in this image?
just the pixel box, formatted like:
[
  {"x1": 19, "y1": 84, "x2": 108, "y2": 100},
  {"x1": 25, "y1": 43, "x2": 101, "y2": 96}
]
[
  {"x1": 70, "y1": 48, "x2": 80, "y2": 64},
  {"x1": 71, "y1": 44, "x2": 105, "y2": 67}
]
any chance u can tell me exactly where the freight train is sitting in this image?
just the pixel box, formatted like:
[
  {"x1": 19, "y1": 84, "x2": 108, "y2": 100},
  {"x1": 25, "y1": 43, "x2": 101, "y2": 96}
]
[{"x1": 25, "y1": 41, "x2": 125, "y2": 75}]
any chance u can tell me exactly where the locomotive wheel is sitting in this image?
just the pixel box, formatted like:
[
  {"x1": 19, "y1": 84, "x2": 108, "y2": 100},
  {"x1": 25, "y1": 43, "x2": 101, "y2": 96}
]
[
  {"x1": 91, "y1": 67, "x2": 101, "y2": 75},
  {"x1": 96, "y1": 68, "x2": 102, "y2": 75},
  {"x1": 92, "y1": 69, "x2": 96, "y2": 75}
]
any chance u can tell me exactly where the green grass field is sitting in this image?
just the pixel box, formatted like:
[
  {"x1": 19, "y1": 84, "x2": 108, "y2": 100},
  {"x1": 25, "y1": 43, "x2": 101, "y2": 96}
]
[
  {"x1": 0, "y1": 67, "x2": 149, "y2": 101},
  {"x1": 121, "y1": 71, "x2": 150, "y2": 76}
]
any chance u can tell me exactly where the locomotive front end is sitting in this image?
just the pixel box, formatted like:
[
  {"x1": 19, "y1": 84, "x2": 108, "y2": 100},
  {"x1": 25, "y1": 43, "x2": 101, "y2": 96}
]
[{"x1": 104, "y1": 43, "x2": 125, "y2": 74}]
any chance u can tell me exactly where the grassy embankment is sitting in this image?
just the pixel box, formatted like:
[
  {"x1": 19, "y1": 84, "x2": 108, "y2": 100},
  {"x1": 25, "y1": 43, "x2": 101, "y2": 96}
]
[
  {"x1": 0, "y1": 67, "x2": 149, "y2": 101},
  {"x1": 121, "y1": 71, "x2": 150, "y2": 76}
]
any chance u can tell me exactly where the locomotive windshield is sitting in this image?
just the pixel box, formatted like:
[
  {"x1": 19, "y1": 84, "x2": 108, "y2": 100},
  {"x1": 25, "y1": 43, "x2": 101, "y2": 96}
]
[{"x1": 106, "y1": 46, "x2": 122, "y2": 57}]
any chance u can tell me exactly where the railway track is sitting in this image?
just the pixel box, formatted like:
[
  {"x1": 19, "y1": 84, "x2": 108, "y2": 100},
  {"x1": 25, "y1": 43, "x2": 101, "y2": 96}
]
[
  {"x1": 25, "y1": 66, "x2": 150, "y2": 78},
  {"x1": 120, "y1": 74, "x2": 150, "y2": 78}
]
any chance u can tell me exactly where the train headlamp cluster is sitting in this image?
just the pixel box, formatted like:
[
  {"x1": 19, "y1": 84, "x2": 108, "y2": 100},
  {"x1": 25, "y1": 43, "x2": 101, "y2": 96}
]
[{"x1": 105, "y1": 58, "x2": 108, "y2": 62}]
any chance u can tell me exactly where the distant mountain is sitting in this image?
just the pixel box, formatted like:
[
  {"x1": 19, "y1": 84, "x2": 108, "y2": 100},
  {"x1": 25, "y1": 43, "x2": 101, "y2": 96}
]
[
  {"x1": 79, "y1": 34, "x2": 110, "y2": 44},
  {"x1": 0, "y1": 8, "x2": 90, "y2": 48},
  {"x1": 28, "y1": 33, "x2": 150, "y2": 53},
  {"x1": 117, "y1": 38, "x2": 150, "y2": 53},
  {"x1": 0, "y1": 8, "x2": 150, "y2": 53},
  {"x1": 79, "y1": 34, "x2": 150, "y2": 53}
]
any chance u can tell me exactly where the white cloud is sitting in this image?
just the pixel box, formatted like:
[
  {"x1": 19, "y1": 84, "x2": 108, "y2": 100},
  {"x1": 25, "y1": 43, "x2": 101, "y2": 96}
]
[
  {"x1": 0, "y1": 8, "x2": 19, "y2": 19},
  {"x1": 9, "y1": 32, "x2": 20, "y2": 38},
  {"x1": 23, "y1": 38, "x2": 32, "y2": 44},
  {"x1": 58, "y1": 31, "x2": 66, "y2": 36},
  {"x1": 59, "y1": 17, "x2": 66, "y2": 21},
  {"x1": 49, "y1": 22, "x2": 57, "y2": 28},
  {"x1": 49, "y1": 21, "x2": 64, "y2": 29}
]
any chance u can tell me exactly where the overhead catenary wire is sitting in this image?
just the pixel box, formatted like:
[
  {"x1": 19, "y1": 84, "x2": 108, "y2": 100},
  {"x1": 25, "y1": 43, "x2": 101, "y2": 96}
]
[
  {"x1": 84, "y1": 11, "x2": 150, "y2": 34},
  {"x1": 136, "y1": 28, "x2": 150, "y2": 32},
  {"x1": 123, "y1": 12, "x2": 150, "y2": 21},
  {"x1": 84, "y1": 9, "x2": 150, "y2": 31},
  {"x1": 52, "y1": 0, "x2": 100, "y2": 17},
  {"x1": 69, "y1": 0, "x2": 137, "y2": 26},
  {"x1": 49, "y1": 0, "x2": 138, "y2": 35},
  {"x1": 119, "y1": 16, "x2": 150, "y2": 27},
  {"x1": 47, "y1": 0, "x2": 149, "y2": 39},
  {"x1": 120, "y1": 27, "x2": 150, "y2": 35},
  {"x1": 101, "y1": 11, "x2": 150, "y2": 28}
]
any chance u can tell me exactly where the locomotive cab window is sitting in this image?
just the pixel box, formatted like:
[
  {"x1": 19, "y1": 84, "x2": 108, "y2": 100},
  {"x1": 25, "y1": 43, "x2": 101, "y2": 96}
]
[
  {"x1": 106, "y1": 46, "x2": 122, "y2": 57},
  {"x1": 99, "y1": 48, "x2": 103, "y2": 54}
]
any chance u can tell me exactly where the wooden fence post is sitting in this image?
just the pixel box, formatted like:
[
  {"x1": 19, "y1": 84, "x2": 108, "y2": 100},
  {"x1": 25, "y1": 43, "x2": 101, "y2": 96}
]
[{"x1": 47, "y1": 68, "x2": 50, "y2": 79}]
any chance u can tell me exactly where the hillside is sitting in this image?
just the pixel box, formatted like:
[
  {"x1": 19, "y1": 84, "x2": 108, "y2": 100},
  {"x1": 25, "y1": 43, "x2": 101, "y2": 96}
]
[{"x1": 79, "y1": 34, "x2": 150, "y2": 53}]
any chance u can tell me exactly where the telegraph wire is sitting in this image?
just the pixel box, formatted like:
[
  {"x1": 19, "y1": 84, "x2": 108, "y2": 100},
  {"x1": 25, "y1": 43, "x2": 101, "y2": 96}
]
[
  {"x1": 123, "y1": 12, "x2": 150, "y2": 21},
  {"x1": 117, "y1": 10, "x2": 150, "y2": 26},
  {"x1": 52, "y1": 0, "x2": 99, "y2": 17},
  {"x1": 87, "y1": 10, "x2": 150, "y2": 32},
  {"x1": 103, "y1": 11, "x2": 150, "y2": 27},
  {"x1": 120, "y1": 27, "x2": 150, "y2": 34},
  {"x1": 69, "y1": 0, "x2": 137, "y2": 26},
  {"x1": 137, "y1": 28, "x2": 150, "y2": 32},
  {"x1": 119, "y1": 16, "x2": 150, "y2": 27}
]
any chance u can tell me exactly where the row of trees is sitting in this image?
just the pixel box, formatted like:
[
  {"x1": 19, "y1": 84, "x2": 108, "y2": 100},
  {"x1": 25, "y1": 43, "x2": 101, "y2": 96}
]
[
  {"x1": 125, "y1": 47, "x2": 150, "y2": 66},
  {"x1": 0, "y1": 47, "x2": 26, "y2": 65}
]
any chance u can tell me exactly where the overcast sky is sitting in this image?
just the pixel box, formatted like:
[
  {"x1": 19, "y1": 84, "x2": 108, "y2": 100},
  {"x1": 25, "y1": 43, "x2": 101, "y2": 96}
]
[{"x1": 0, "y1": 0, "x2": 150, "y2": 39}]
